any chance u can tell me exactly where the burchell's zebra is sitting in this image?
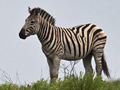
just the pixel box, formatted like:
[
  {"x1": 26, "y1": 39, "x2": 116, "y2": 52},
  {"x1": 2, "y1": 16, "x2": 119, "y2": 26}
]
[{"x1": 19, "y1": 7, "x2": 110, "y2": 81}]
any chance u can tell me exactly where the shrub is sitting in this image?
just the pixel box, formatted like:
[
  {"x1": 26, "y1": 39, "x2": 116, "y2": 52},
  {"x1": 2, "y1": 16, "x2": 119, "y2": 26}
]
[{"x1": 0, "y1": 72, "x2": 120, "y2": 90}]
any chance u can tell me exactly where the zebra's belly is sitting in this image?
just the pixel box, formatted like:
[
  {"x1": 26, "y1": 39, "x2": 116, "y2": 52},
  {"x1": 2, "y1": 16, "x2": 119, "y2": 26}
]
[
  {"x1": 62, "y1": 54, "x2": 83, "y2": 61},
  {"x1": 62, "y1": 50, "x2": 92, "y2": 61}
]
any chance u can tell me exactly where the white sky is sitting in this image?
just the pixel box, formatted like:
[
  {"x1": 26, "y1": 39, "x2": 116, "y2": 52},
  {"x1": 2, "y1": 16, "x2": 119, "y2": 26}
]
[{"x1": 0, "y1": 0, "x2": 120, "y2": 84}]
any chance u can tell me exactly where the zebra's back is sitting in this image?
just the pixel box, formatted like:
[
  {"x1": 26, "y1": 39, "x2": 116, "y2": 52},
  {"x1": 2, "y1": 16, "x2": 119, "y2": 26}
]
[{"x1": 60, "y1": 23, "x2": 107, "y2": 60}]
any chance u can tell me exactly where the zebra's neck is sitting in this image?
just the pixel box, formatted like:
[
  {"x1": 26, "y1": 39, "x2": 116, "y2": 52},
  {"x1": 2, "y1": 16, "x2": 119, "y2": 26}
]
[{"x1": 37, "y1": 18, "x2": 55, "y2": 45}]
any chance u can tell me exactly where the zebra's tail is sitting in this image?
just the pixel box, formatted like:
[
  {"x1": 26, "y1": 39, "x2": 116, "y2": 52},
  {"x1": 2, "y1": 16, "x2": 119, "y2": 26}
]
[{"x1": 102, "y1": 52, "x2": 110, "y2": 78}]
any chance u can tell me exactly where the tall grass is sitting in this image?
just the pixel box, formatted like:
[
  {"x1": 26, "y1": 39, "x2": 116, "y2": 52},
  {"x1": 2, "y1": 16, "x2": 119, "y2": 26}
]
[{"x1": 0, "y1": 72, "x2": 120, "y2": 90}]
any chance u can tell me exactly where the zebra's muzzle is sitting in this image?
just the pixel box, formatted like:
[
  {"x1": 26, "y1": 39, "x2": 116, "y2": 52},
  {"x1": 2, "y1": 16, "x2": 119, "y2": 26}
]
[{"x1": 19, "y1": 29, "x2": 27, "y2": 39}]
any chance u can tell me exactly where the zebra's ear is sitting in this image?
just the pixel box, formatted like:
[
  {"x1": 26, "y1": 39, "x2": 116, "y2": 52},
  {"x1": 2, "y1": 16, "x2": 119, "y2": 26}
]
[
  {"x1": 35, "y1": 8, "x2": 40, "y2": 15},
  {"x1": 28, "y1": 7, "x2": 32, "y2": 14}
]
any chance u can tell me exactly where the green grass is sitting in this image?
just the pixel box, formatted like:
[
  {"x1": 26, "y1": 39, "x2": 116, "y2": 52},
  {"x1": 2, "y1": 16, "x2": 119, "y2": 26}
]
[{"x1": 0, "y1": 72, "x2": 120, "y2": 90}]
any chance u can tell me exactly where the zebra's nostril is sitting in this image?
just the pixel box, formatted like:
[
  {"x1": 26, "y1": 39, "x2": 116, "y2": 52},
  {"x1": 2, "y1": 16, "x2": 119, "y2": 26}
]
[{"x1": 19, "y1": 29, "x2": 27, "y2": 39}]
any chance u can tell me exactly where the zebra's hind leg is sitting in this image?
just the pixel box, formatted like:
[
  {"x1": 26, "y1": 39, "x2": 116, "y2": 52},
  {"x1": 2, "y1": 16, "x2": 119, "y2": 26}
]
[
  {"x1": 47, "y1": 57, "x2": 61, "y2": 82},
  {"x1": 93, "y1": 49, "x2": 103, "y2": 76},
  {"x1": 83, "y1": 52, "x2": 93, "y2": 75}
]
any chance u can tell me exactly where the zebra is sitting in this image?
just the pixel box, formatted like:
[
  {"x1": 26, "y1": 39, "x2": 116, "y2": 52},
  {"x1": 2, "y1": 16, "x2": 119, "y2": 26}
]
[{"x1": 19, "y1": 7, "x2": 110, "y2": 81}]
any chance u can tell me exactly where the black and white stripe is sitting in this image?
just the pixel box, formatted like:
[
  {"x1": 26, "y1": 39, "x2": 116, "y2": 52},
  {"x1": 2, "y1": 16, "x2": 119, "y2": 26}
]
[{"x1": 19, "y1": 7, "x2": 110, "y2": 81}]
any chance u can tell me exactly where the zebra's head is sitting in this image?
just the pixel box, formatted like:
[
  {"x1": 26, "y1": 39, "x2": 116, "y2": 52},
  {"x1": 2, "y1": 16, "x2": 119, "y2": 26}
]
[{"x1": 19, "y1": 7, "x2": 41, "y2": 39}]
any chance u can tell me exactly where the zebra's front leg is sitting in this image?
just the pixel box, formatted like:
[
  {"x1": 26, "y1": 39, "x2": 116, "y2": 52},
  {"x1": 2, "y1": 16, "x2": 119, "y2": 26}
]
[{"x1": 47, "y1": 57, "x2": 61, "y2": 82}]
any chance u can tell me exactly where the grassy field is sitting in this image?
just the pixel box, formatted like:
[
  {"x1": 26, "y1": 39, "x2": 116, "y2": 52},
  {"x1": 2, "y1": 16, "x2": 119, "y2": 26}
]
[{"x1": 0, "y1": 72, "x2": 120, "y2": 90}]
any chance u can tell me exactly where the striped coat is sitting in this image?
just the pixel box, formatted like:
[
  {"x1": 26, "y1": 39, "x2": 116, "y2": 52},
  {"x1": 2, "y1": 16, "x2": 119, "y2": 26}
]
[{"x1": 19, "y1": 7, "x2": 110, "y2": 82}]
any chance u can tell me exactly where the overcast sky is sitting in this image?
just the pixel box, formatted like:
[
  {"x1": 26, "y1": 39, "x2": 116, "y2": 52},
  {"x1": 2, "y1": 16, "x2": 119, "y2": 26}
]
[{"x1": 0, "y1": 0, "x2": 120, "y2": 84}]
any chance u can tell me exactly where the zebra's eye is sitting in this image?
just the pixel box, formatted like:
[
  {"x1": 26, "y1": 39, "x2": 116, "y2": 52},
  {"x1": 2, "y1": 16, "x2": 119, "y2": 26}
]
[{"x1": 31, "y1": 21, "x2": 35, "y2": 24}]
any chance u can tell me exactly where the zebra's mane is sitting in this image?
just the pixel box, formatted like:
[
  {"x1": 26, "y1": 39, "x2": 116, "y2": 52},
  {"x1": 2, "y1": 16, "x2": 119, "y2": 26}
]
[{"x1": 30, "y1": 7, "x2": 55, "y2": 26}]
